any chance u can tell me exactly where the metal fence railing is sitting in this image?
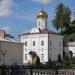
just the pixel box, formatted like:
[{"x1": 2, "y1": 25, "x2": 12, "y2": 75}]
[{"x1": 0, "y1": 65, "x2": 75, "y2": 75}]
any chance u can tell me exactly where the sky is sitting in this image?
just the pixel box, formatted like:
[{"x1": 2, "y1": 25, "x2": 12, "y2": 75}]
[{"x1": 0, "y1": 0, "x2": 75, "y2": 37}]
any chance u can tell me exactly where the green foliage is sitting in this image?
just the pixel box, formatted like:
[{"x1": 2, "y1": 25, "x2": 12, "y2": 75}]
[
  {"x1": 64, "y1": 33, "x2": 75, "y2": 42},
  {"x1": 69, "y1": 51, "x2": 73, "y2": 59},
  {"x1": 36, "y1": 56, "x2": 41, "y2": 65},
  {"x1": 64, "y1": 55, "x2": 71, "y2": 66},
  {"x1": 46, "y1": 59, "x2": 52, "y2": 67},
  {"x1": 65, "y1": 55, "x2": 69, "y2": 61},
  {"x1": 63, "y1": 51, "x2": 65, "y2": 59},
  {"x1": 29, "y1": 51, "x2": 41, "y2": 65},
  {"x1": 52, "y1": 3, "x2": 71, "y2": 32},
  {"x1": 71, "y1": 20, "x2": 75, "y2": 25},
  {"x1": 61, "y1": 19, "x2": 75, "y2": 42},
  {"x1": 58, "y1": 54, "x2": 62, "y2": 63},
  {"x1": 52, "y1": 3, "x2": 75, "y2": 42}
]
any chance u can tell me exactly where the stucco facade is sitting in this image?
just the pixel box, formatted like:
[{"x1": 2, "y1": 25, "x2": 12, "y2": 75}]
[
  {"x1": 48, "y1": 34, "x2": 63, "y2": 61},
  {"x1": 21, "y1": 32, "x2": 63, "y2": 64},
  {"x1": 64, "y1": 42, "x2": 75, "y2": 57},
  {"x1": 0, "y1": 38, "x2": 23, "y2": 65},
  {"x1": 21, "y1": 34, "x2": 48, "y2": 63}
]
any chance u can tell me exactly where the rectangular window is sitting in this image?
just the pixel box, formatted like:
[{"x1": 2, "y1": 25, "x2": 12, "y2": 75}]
[
  {"x1": 41, "y1": 54, "x2": 44, "y2": 61},
  {"x1": 25, "y1": 54, "x2": 27, "y2": 60},
  {"x1": 33, "y1": 41, "x2": 35, "y2": 46},
  {"x1": 41, "y1": 41, "x2": 44, "y2": 46},
  {"x1": 25, "y1": 41, "x2": 27, "y2": 46}
]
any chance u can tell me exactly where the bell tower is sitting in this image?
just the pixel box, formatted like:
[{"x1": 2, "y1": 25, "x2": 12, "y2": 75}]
[{"x1": 37, "y1": 9, "x2": 48, "y2": 29}]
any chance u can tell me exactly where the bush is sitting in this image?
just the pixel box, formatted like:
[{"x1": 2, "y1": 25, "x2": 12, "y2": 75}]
[
  {"x1": 64, "y1": 55, "x2": 70, "y2": 66},
  {"x1": 46, "y1": 59, "x2": 52, "y2": 68},
  {"x1": 65, "y1": 55, "x2": 69, "y2": 61},
  {"x1": 36, "y1": 56, "x2": 41, "y2": 65},
  {"x1": 58, "y1": 54, "x2": 62, "y2": 63}
]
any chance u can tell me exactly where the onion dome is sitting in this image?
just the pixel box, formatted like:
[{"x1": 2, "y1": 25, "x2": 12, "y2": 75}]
[{"x1": 37, "y1": 10, "x2": 48, "y2": 18}]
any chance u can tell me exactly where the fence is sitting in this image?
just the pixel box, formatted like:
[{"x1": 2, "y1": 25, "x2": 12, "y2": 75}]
[{"x1": 0, "y1": 65, "x2": 75, "y2": 75}]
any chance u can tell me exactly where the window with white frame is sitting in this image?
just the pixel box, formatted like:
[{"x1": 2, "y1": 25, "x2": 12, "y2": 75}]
[
  {"x1": 25, "y1": 54, "x2": 27, "y2": 60},
  {"x1": 41, "y1": 54, "x2": 44, "y2": 61},
  {"x1": 33, "y1": 41, "x2": 35, "y2": 46},
  {"x1": 41, "y1": 41, "x2": 44, "y2": 46}
]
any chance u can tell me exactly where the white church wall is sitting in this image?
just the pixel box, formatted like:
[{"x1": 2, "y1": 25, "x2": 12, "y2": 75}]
[
  {"x1": 48, "y1": 34, "x2": 63, "y2": 61},
  {"x1": 39, "y1": 34, "x2": 48, "y2": 63},
  {"x1": 21, "y1": 34, "x2": 48, "y2": 64}
]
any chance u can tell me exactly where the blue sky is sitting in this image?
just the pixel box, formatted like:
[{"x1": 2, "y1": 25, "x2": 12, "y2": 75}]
[{"x1": 0, "y1": 0, "x2": 75, "y2": 37}]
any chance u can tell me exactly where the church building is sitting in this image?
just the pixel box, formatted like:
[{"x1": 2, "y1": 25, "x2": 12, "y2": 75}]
[{"x1": 20, "y1": 9, "x2": 64, "y2": 64}]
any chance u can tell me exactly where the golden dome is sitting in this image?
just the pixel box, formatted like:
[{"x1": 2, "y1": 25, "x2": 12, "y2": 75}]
[{"x1": 37, "y1": 10, "x2": 48, "y2": 18}]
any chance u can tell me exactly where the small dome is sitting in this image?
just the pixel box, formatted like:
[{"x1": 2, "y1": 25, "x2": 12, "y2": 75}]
[{"x1": 37, "y1": 10, "x2": 48, "y2": 18}]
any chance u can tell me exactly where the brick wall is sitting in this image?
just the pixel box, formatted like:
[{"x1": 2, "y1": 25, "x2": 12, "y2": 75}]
[{"x1": 0, "y1": 30, "x2": 5, "y2": 38}]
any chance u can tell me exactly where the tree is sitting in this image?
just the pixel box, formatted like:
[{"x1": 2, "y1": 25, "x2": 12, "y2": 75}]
[
  {"x1": 63, "y1": 50, "x2": 65, "y2": 59},
  {"x1": 69, "y1": 51, "x2": 73, "y2": 59},
  {"x1": 64, "y1": 55, "x2": 70, "y2": 66},
  {"x1": 71, "y1": 20, "x2": 75, "y2": 25},
  {"x1": 36, "y1": 56, "x2": 41, "y2": 65},
  {"x1": 46, "y1": 59, "x2": 52, "y2": 67},
  {"x1": 58, "y1": 54, "x2": 62, "y2": 63},
  {"x1": 52, "y1": 3, "x2": 71, "y2": 32},
  {"x1": 29, "y1": 51, "x2": 41, "y2": 65},
  {"x1": 65, "y1": 55, "x2": 69, "y2": 61}
]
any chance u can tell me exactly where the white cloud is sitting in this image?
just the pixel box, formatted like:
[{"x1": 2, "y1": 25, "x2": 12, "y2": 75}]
[
  {"x1": 2, "y1": 26, "x2": 11, "y2": 34},
  {"x1": 33, "y1": 0, "x2": 51, "y2": 4},
  {"x1": 0, "y1": 0, "x2": 13, "y2": 18}
]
